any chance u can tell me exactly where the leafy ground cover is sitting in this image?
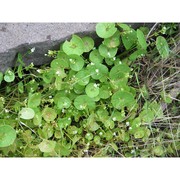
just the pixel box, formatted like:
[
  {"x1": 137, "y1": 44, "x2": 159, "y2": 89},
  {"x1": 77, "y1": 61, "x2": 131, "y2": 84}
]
[{"x1": 0, "y1": 23, "x2": 179, "y2": 157}]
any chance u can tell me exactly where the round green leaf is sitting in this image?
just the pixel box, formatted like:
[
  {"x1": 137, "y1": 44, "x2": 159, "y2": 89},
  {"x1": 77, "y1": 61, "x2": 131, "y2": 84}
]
[
  {"x1": 0, "y1": 125, "x2": 16, "y2": 147},
  {"x1": 99, "y1": 84, "x2": 111, "y2": 99},
  {"x1": 69, "y1": 55, "x2": 84, "y2": 71},
  {"x1": 67, "y1": 126, "x2": 79, "y2": 135},
  {"x1": 98, "y1": 44, "x2": 118, "y2": 58},
  {"x1": 62, "y1": 35, "x2": 84, "y2": 55},
  {"x1": 75, "y1": 69, "x2": 90, "y2": 86},
  {"x1": 137, "y1": 29, "x2": 148, "y2": 50},
  {"x1": 57, "y1": 97, "x2": 71, "y2": 109},
  {"x1": 156, "y1": 36, "x2": 169, "y2": 58},
  {"x1": 42, "y1": 107, "x2": 57, "y2": 122},
  {"x1": 42, "y1": 70, "x2": 54, "y2": 84},
  {"x1": 85, "y1": 132, "x2": 93, "y2": 141},
  {"x1": 73, "y1": 83, "x2": 85, "y2": 94},
  {"x1": 28, "y1": 93, "x2": 41, "y2": 108},
  {"x1": 4, "y1": 69, "x2": 15, "y2": 83},
  {"x1": 51, "y1": 52, "x2": 69, "y2": 69},
  {"x1": 42, "y1": 124, "x2": 54, "y2": 139},
  {"x1": 94, "y1": 135, "x2": 101, "y2": 144},
  {"x1": 121, "y1": 29, "x2": 137, "y2": 50},
  {"x1": 74, "y1": 95, "x2": 95, "y2": 111},
  {"x1": 85, "y1": 83, "x2": 100, "y2": 98},
  {"x1": 153, "y1": 146, "x2": 164, "y2": 156},
  {"x1": 111, "y1": 90, "x2": 135, "y2": 109},
  {"x1": 33, "y1": 111, "x2": 42, "y2": 126},
  {"x1": 103, "y1": 31, "x2": 120, "y2": 48},
  {"x1": 105, "y1": 131, "x2": 113, "y2": 140},
  {"x1": 38, "y1": 140, "x2": 56, "y2": 153},
  {"x1": 134, "y1": 128, "x2": 145, "y2": 139},
  {"x1": 89, "y1": 49, "x2": 104, "y2": 64},
  {"x1": 51, "y1": 58, "x2": 69, "y2": 70},
  {"x1": 111, "y1": 110, "x2": 125, "y2": 122},
  {"x1": 58, "y1": 117, "x2": 72, "y2": 129},
  {"x1": 96, "y1": 23, "x2": 117, "y2": 38},
  {"x1": 109, "y1": 64, "x2": 131, "y2": 80},
  {"x1": 82, "y1": 36, "x2": 94, "y2": 52},
  {"x1": 19, "y1": 108, "x2": 35, "y2": 120},
  {"x1": 54, "y1": 91, "x2": 67, "y2": 104},
  {"x1": 87, "y1": 63, "x2": 109, "y2": 82},
  {"x1": 105, "y1": 58, "x2": 114, "y2": 66}
]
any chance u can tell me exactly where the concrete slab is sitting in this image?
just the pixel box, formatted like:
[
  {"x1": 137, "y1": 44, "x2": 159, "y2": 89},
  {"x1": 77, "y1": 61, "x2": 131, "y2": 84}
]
[{"x1": 0, "y1": 23, "x2": 96, "y2": 72}]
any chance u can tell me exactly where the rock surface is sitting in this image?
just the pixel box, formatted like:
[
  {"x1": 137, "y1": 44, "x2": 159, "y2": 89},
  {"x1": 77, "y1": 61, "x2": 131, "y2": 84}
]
[
  {"x1": 0, "y1": 23, "x2": 96, "y2": 72},
  {"x1": 0, "y1": 23, "x2": 154, "y2": 72}
]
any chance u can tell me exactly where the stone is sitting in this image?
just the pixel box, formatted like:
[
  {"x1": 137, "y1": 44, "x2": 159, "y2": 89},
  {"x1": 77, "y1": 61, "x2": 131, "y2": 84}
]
[
  {"x1": 0, "y1": 23, "x2": 96, "y2": 72},
  {"x1": 0, "y1": 23, "x2": 154, "y2": 72}
]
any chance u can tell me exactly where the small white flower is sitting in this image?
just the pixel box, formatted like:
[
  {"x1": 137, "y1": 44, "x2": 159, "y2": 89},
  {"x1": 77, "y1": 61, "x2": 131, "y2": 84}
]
[
  {"x1": 30, "y1": 62, "x2": 34, "y2": 66},
  {"x1": 68, "y1": 117, "x2": 71, "y2": 120},
  {"x1": 37, "y1": 69, "x2": 41, "y2": 73},
  {"x1": 113, "y1": 132, "x2": 116, "y2": 136},
  {"x1": 69, "y1": 58, "x2": 73, "y2": 62},
  {"x1": 119, "y1": 61, "x2": 122, "y2": 64},
  {"x1": 99, "y1": 132, "x2": 103, "y2": 136},
  {"x1": 129, "y1": 127, "x2": 132, "y2": 130},
  {"x1": 131, "y1": 150, "x2": 135, "y2": 154},
  {"x1": 113, "y1": 57, "x2": 116, "y2": 61},
  {"x1": 91, "y1": 62, "x2": 95, "y2": 65},
  {"x1": 107, "y1": 52, "x2": 111, "y2": 57},
  {"x1": 94, "y1": 83, "x2": 98, "y2": 88},
  {"x1": 49, "y1": 96, "x2": 52, "y2": 99},
  {"x1": 126, "y1": 122, "x2": 130, "y2": 126},
  {"x1": 95, "y1": 69, "x2": 99, "y2": 73},
  {"x1": 30, "y1": 47, "x2": 35, "y2": 53},
  {"x1": 73, "y1": 130, "x2": 78, "y2": 134},
  {"x1": 5, "y1": 109, "x2": 9, "y2": 113},
  {"x1": 84, "y1": 149, "x2": 88, "y2": 152},
  {"x1": 56, "y1": 70, "x2": 61, "y2": 76},
  {"x1": 112, "y1": 117, "x2": 117, "y2": 121},
  {"x1": 62, "y1": 109, "x2": 65, "y2": 113},
  {"x1": 80, "y1": 105, "x2": 84, "y2": 109}
]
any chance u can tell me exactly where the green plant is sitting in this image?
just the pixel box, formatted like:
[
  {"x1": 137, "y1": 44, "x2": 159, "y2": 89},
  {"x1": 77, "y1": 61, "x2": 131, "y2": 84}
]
[{"x1": 0, "y1": 23, "x2": 179, "y2": 157}]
